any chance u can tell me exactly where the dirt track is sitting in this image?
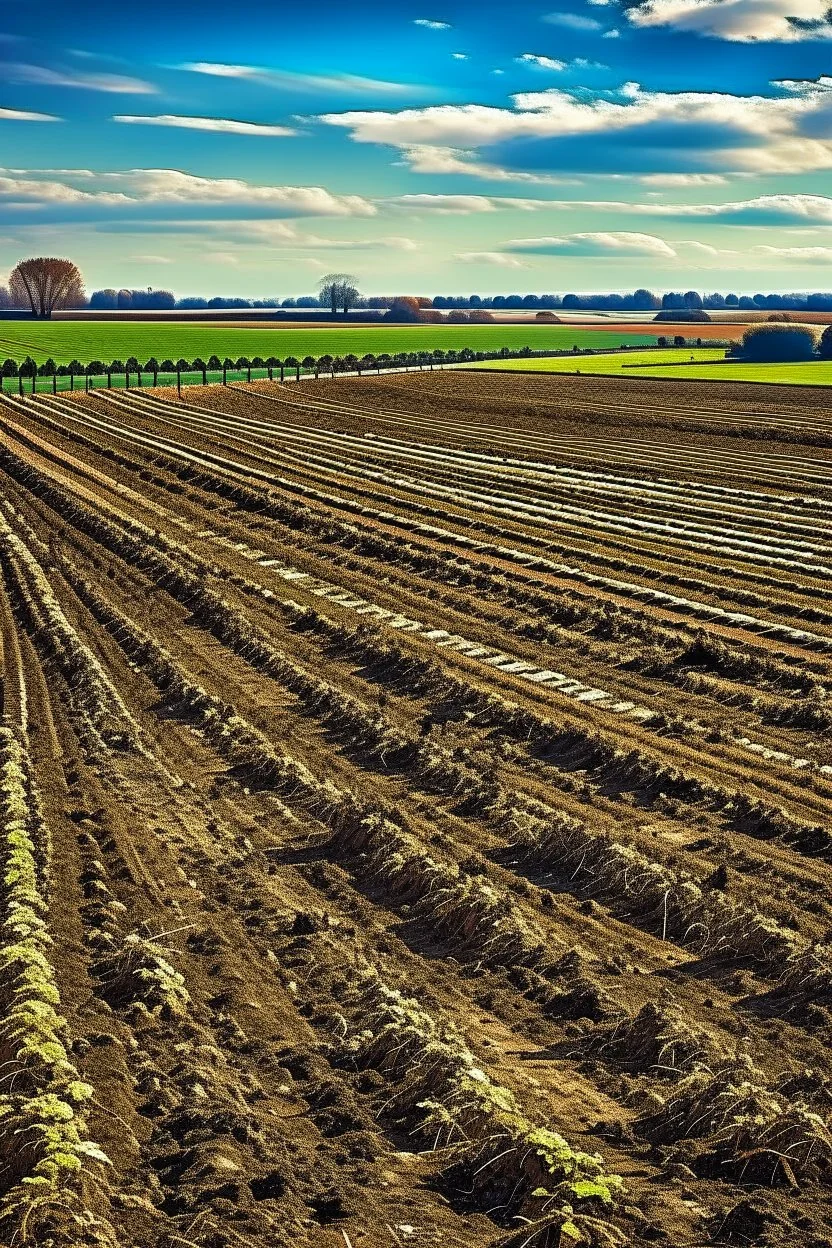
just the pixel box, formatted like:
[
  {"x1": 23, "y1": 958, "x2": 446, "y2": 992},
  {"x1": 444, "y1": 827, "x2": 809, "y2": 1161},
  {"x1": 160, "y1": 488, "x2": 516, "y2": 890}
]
[{"x1": 0, "y1": 369, "x2": 831, "y2": 1248}]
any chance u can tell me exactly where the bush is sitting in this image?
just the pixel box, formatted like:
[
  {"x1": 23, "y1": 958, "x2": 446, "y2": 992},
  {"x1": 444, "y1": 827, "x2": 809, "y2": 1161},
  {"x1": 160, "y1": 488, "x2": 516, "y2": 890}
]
[
  {"x1": 819, "y1": 325, "x2": 832, "y2": 359},
  {"x1": 535, "y1": 310, "x2": 561, "y2": 321},
  {"x1": 468, "y1": 309, "x2": 495, "y2": 323},
  {"x1": 653, "y1": 309, "x2": 711, "y2": 323},
  {"x1": 739, "y1": 323, "x2": 818, "y2": 362}
]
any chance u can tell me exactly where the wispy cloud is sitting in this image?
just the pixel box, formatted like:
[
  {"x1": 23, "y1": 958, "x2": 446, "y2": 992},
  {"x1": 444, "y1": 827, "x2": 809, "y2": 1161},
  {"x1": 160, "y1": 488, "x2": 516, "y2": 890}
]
[
  {"x1": 0, "y1": 106, "x2": 59, "y2": 122},
  {"x1": 414, "y1": 17, "x2": 451, "y2": 28},
  {"x1": 455, "y1": 250, "x2": 528, "y2": 267},
  {"x1": 177, "y1": 61, "x2": 417, "y2": 95},
  {"x1": 507, "y1": 230, "x2": 677, "y2": 257},
  {"x1": 131, "y1": 253, "x2": 172, "y2": 263},
  {"x1": 0, "y1": 169, "x2": 377, "y2": 215},
  {"x1": 542, "y1": 12, "x2": 604, "y2": 30},
  {"x1": 516, "y1": 53, "x2": 567, "y2": 70},
  {"x1": 113, "y1": 114, "x2": 297, "y2": 136},
  {"x1": 2, "y1": 62, "x2": 156, "y2": 93},
  {"x1": 387, "y1": 192, "x2": 562, "y2": 213}
]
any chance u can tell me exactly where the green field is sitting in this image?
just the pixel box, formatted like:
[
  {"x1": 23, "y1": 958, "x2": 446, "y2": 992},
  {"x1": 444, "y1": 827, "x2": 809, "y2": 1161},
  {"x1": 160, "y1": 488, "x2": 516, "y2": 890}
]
[
  {"x1": 0, "y1": 321, "x2": 657, "y2": 366},
  {"x1": 471, "y1": 348, "x2": 832, "y2": 386}
]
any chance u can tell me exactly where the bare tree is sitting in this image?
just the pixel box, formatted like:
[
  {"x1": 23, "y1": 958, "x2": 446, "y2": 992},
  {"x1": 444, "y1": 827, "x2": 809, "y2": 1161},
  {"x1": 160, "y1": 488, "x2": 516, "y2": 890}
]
[
  {"x1": 9, "y1": 257, "x2": 85, "y2": 319},
  {"x1": 318, "y1": 273, "x2": 360, "y2": 317}
]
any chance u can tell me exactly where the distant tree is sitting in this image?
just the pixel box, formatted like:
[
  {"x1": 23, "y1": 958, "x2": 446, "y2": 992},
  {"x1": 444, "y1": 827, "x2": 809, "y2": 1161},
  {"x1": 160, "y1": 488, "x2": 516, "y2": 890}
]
[
  {"x1": 192, "y1": 356, "x2": 207, "y2": 385},
  {"x1": 176, "y1": 357, "x2": 190, "y2": 394},
  {"x1": 125, "y1": 356, "x2": 140, "y2": 389},
  {"x1": 117, "y1": 288, "x2": 133, "y2": 310},
  {"x1": 222, "y1": 356, "x2": 234, "y2": 384},
  {"x1": 85, "y1": 360, "x2": 105, "y2": 391},
  {"x1": 9, "y1": 258, "x2": 85, "y2": 318},
  {"x1": 284, "y1": 355, "x2": 300, "y2": 381},
  {"x1": 318, "y1": 273, "x2": 360, "y2": 316},
  {"x1": 448, "y1": 310, "x2": 469, "y2": 323},
  {"x1": 384, "y1": 297, "x2": 424, "y2": 322},
  {"x1": 632, "y1": 287, "x2": 660, "y2": 310},
  {"x1": 236, "y1": 355, "x2": 251, "y2": 383},
  {"x1": 265, "y1": 355, "x2": 279, "y2": 382},
  {"x1": 318, "y1": 354, "x2": 334, "y2": 378},
  {"x1": 302, "y1": 355, "x2": 317, "y2": 378},
  {"x1": 469, "y1": 309, "x2": 495, "y2": 323},
  {"x1": 90, "y1": 288, "x2": 119, "y2": 310},
  {"x1": 160, "y1": 360, "x2": 175, "y2": 386},
  {"x1": 724, "y1": 293, "x2": 739, "y2": 306},
  {"x1": 110, "y1": 359, "x2": 125, "y2": 390},
  {"x1": 683, "y1": 290, "x2": 703, "y2": 310},
  {"x1": 145, "y1": 357, "x2": 160, "y2": 387}
]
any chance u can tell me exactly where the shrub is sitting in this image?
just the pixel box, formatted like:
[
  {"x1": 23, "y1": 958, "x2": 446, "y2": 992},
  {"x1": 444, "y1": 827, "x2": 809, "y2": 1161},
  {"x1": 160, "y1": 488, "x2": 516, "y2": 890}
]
[
  {"x1": 819, "y1": 324, "x2": 832, "y2": 358},
  {"x1": 739, "y1": 323, "x2": 818, "y2": 362},
  {"x1": 653, "y1": 309, "x2": 711, "y2": 323},
  {"x1": 535, "y1": 310, "x2": 561, "y2": 321}
]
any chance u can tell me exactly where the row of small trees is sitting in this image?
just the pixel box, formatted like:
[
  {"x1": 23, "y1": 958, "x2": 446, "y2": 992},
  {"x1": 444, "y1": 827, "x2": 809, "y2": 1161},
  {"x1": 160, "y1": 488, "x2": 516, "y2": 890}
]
[{"x1": 1, "y1": 344, "x2": 562, "y2": 394}]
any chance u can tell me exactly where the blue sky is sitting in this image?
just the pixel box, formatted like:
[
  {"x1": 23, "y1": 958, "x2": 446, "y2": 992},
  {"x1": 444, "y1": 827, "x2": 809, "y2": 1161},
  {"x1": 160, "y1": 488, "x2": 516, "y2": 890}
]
[{"x1": 2, "y1": 0, "x2": 832, "y2": 296}]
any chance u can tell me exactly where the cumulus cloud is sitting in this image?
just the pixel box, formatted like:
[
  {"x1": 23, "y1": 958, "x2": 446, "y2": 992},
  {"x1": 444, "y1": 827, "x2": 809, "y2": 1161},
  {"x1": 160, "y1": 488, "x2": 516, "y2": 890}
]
[
  {"x1": 2, "y1": 62, "x2": 156, "y2": 92},
  {"x1": 414, "y1": 17, "x2": 451, "y2": 27},
  {"x1": 626, "y1": 0, "x2": 832, "y2": 41},
  {"x1": 507, "y1": 230, "x2": 677, "y2": 256},
  {"x1": 0, "y1": 107, "x2": 58, "y2": 122},
  {"x1": 113, "y1": 114, "x2": 297, "y2": 136},
  {"x1": 318, "y1": 78, "x2": 832, "y2": 176},
  {"x1": 178, "y1": 62, "x2": 415, "y2": 94},
  {"x1": 455, "y1": 250, "x2": 529, "y2": 267}
]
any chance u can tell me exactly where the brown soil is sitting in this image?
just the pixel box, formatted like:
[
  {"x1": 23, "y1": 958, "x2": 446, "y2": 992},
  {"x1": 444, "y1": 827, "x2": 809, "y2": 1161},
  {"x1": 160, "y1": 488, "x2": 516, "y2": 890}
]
[{"x1": 0, "y1": 367, "x2": 831, "y2": 1248}]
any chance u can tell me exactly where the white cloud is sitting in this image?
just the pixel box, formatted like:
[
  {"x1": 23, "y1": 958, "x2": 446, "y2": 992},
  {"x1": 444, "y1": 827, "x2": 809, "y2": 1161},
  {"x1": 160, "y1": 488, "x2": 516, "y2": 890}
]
[
  {"x1": 507, "y1": 230, "x2": 677, "y2": 256},
  {"x1": 455, "y1": 250, "x2": 529, "y2": 267},
  {"x1": 752, "y1": 243, "x2": 832, "y2": 259},
  {"x1": 178, "y1": 62, "x2": 415, "y2": 94},
  {"x1": 396, "y1": 143, "x2": 576, "y2": 183},
  {"x1": 452, "y1": 52, "x2": 468, "y2": 59},
  {"x1": 0, "y1": 107, "x2": 58, "y2": 122},
  {"x1": 131, "y1": 254, "x2": 172, "y2": 263},
  {"x1": 414, "y1": 17, "x2": 451, "y2": 27},
  {"x1": 387, "y1": 192, "x2": 564, "y2": 212},
  {"x1": 542, "y1": 12, "x2": 604, "y2": 29},
  {"x1": 3, "y1": 62, "x2": 156, "y2": 93},
  {"x1": 318, "y1": 78, "x2": 832, "y2": 176},
  {"x1": 0, "y1": 175, "x2": 131, "y2": 204},
  {"x1": 639, "y1": 172, "x2": 729, "y2": 185},
  {"x1": 516, "y1": 53, "x2": 567, "y2": 69},
  {"x1": 113, "y1": 114, "x2": 297, "y2": 136},
  {"x1": 0, "y1": 169, "x2": 376, "y2": 215},
  {"x1": 627, "y1": 0, "x2": 832, "y2": 41},
  {"x1": 602, "y1": 27, "x2": 622, "y2": 36}
]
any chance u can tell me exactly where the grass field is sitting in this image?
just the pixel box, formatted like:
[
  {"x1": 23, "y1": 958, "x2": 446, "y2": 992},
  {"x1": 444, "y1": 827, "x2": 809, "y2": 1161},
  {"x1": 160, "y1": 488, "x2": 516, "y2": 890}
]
[
  {"x1": 0, "y1": 320, "x2": 659, "y2": 365},
  {"x1": 472, "y1": 346, "x2": 832, "y2": 385}
]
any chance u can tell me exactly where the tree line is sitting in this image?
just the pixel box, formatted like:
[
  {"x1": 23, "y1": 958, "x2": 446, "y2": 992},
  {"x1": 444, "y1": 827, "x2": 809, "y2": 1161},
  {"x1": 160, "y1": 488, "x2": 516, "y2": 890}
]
[
  {"x1": 4, "y1": 256, "x2": 832, "y2": 319},
  {"x1": 0, "y1": 340, "x2": 637, "y2": 394}
]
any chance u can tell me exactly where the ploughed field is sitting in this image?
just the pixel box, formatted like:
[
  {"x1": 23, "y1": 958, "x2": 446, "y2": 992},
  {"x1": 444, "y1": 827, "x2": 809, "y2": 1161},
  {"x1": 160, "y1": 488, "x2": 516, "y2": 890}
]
[{"x1": 0, "y1": 367, "x2": 832, "y2": 1248}]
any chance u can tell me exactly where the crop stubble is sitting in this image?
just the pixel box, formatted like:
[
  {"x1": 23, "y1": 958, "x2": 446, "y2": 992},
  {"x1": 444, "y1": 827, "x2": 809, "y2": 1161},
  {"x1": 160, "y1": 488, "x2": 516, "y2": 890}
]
[{"x1": 0, "y1": 368, "x2": 830, "y2": 1246}]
